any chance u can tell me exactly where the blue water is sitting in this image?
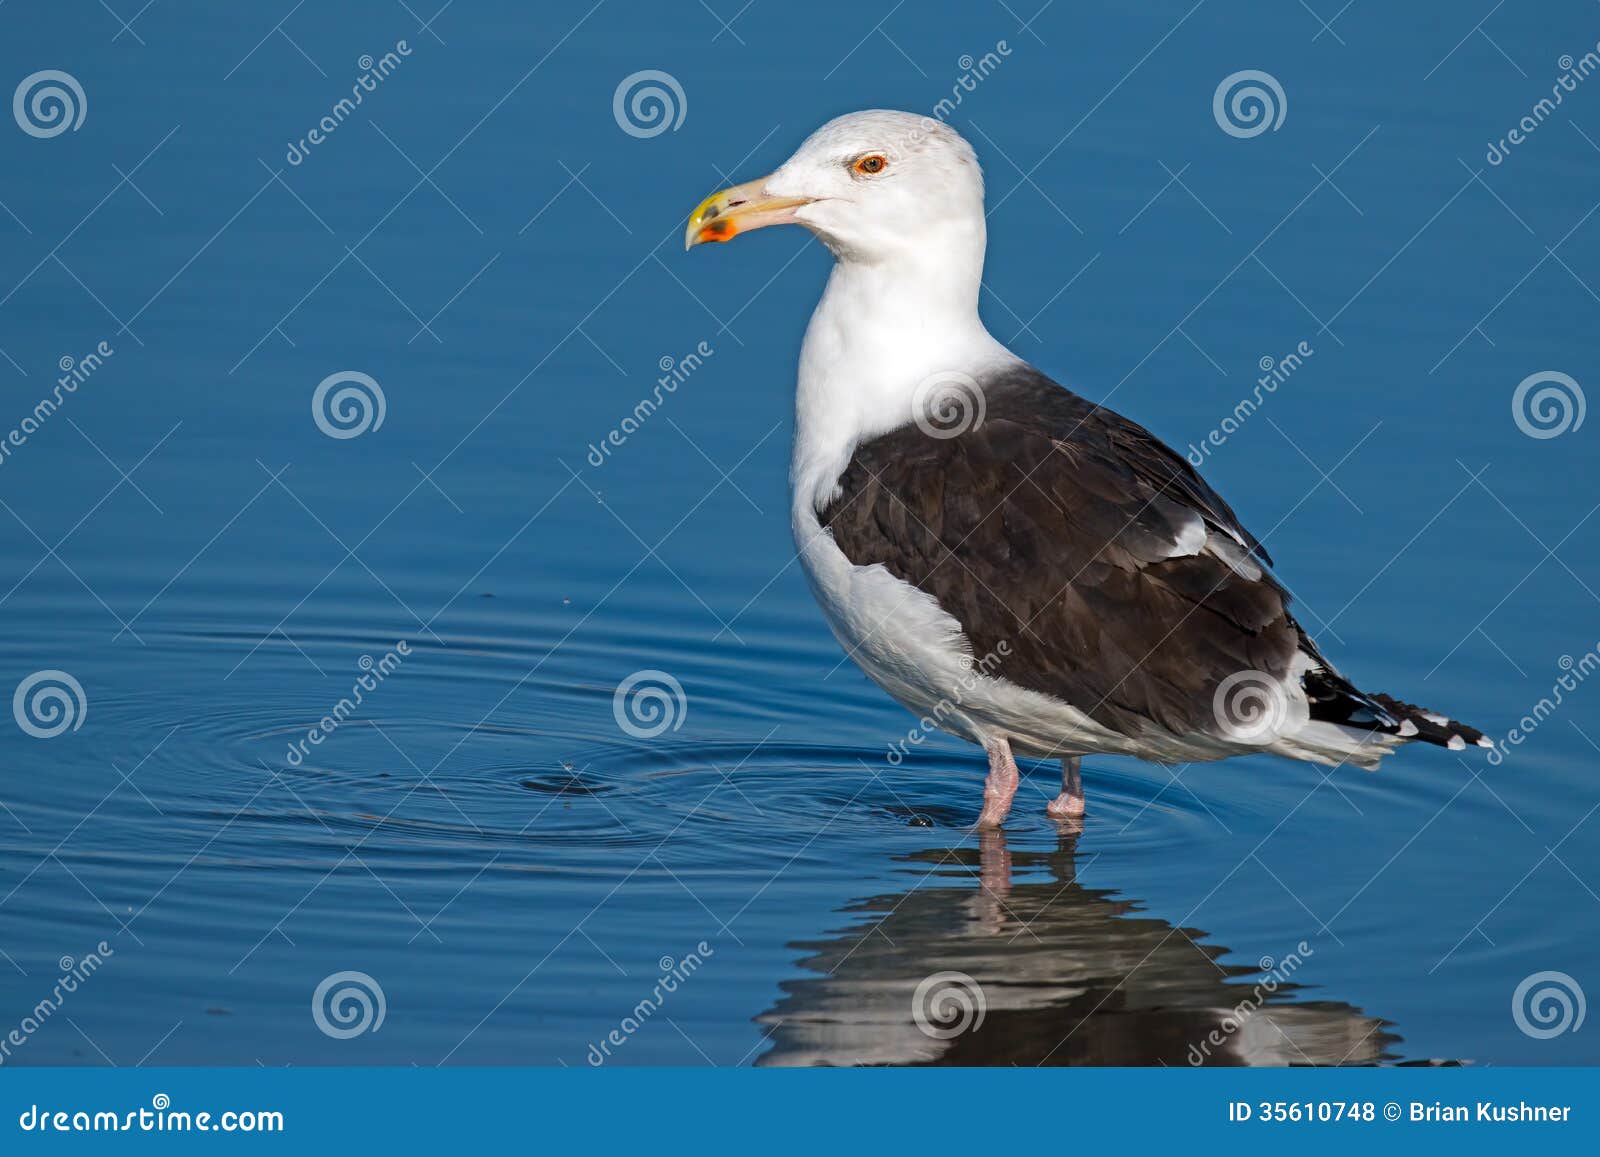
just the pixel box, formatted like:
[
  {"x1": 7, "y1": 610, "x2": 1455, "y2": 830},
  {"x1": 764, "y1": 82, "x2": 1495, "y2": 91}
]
[{"x1": 0, "y1": 0, "x2": 1596, "y2": 1067}]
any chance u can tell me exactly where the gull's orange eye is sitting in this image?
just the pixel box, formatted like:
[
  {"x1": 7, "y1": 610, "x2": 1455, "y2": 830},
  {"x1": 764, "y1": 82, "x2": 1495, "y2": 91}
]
[{"x1": 854, "y1": 154, "x2": 888, "y2": 175}]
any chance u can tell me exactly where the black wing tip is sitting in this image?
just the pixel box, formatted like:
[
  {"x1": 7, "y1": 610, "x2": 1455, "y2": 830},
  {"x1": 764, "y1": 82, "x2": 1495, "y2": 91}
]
[
  {"x1": 1366, "y1": 693, "x2": 1492, "y2": 752},
  {"x1": 1303, "y1": 673, "x2": 1492, "y2": 752}
]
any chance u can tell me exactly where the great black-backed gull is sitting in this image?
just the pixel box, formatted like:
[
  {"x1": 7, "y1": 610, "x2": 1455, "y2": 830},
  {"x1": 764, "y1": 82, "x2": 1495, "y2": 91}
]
[{"x1": 686, "y1": 110, "x2": 1489, "y2": 828}]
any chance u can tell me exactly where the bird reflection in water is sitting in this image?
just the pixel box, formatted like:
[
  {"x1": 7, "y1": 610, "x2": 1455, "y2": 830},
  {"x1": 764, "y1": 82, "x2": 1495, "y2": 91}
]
[{"x1": 756, "y1": 825, "x2": 1399, "y2": 1066}]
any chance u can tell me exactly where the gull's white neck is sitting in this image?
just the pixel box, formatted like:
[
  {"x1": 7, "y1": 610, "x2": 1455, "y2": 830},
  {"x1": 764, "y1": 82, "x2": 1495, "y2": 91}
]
[{"x1": 790, "y1": 227, "x2": 1017, "y2": 518}]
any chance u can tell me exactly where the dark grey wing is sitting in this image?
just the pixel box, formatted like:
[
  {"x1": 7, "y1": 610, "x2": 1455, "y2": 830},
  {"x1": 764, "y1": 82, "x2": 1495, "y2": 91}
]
[
  {"x1": 992, "y1": 367, "x2": 1272, "y2": 566},
  {"x1": 819, "y1": 367, "x2": 1322, "y2": 741}
]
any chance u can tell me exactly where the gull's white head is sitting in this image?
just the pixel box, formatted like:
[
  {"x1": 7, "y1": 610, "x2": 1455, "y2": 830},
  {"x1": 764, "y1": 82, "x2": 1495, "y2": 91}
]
[{"x1": 686, "y1": 110, "x2": 985, "y2": 264}]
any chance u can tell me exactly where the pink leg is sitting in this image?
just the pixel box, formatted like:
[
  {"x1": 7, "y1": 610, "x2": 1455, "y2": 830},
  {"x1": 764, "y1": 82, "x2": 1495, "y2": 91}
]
[
  {"x1": 978, "y1": 737, "x2": 1019, "y2": 829},
  {"x1": 1046, "y1": 754, "x2": 1086, "y2": 819}
]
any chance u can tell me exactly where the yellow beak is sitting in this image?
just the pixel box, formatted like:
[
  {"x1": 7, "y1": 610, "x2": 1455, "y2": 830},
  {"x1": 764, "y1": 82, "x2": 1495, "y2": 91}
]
[{"x1": 684, "y1": 175, "x2": 812, "y2": 250}]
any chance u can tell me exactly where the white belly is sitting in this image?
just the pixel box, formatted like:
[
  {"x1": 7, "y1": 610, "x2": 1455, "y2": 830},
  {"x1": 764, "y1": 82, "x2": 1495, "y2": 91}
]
[{"x1": 792, "y1": 502, "x2": 1172, "y2": 760}]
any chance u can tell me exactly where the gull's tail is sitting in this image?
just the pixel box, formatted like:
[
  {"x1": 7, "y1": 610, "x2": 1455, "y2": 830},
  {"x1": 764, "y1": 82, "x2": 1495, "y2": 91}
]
[{"x1": 1283, "y1": 667, "x2": 1493, "y2": 768}]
